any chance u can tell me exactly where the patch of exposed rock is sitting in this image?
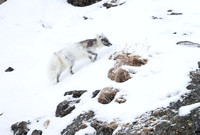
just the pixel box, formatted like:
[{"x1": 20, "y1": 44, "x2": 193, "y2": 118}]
[
  {"x1": 102, "y1": 0, "x2": 126, "y2": 9},
  {"x1": 67, "y1": 0, "x2": 101, "y2": 7},
  {"x1": 176, "y1": 41, "x2": 200, "y2": 48},
  {"x1": 5, "y1": 67, "x2": 14, "y2": 72},
  {"x1": 115, "y1": 63, "x2": 200, "y2": 135},
  {"x1": 0, "y1": 0, "x2": 6, "y2": 4},
  {"x1": 11, "y1": 121, "x2": 30, "y2": 135},
  {"x1": 61, "y1": 111, "x2": 119, "y2": 135},
  {"x1": 108, "y1": 51, "x2": 148, "y2": 83},
  {"x1": 61, "y1": 111, "x2": 95, "y2": 135}
]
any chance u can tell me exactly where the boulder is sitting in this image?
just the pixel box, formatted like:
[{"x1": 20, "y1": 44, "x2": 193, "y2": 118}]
[
  {"x1": 31, "y1": 130, "x2": 42, "y2": 135},
  {"x1": 108, "y1": 67, "x2": 131, "y2": 83},
  {"x1": 0, "y1": 0, "x2": 6, "y2": 4},
  {"x1": 92, "y1": 90, "x2": 100, "y2": 98},
  {"x1": 98, "y1": 87, "x2": 118, "y2": 104},
  {"x1": 67, "y1": 0, "x2": 101, "y2": 7},
  {"x1": 11, "y1": 121, "x2": 30, "y2": 135},
  {"x1": 64, "y1": 90, "x2": 87, "y2": 98},
  {"x1": 55, "y1": 99, "x2": 80, "y2": 117},
  {"x1": 5, "y1": 67, "x2": 14, "y2": 72}
]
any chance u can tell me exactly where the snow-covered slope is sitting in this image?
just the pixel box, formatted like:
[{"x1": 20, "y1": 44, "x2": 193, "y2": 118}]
[{"x1": 0, "y1": 0, "x2": 200, "y2": 134}]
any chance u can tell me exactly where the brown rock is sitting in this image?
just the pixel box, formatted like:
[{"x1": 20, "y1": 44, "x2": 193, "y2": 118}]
[
  {"x1": 108, "y1": 68, "x2": 131, "y2": 83},
  {"x1": 98, "y1": 87, "x2": 119, "y2": 104}
]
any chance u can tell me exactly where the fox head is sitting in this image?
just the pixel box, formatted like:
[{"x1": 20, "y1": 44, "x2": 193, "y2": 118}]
[{"x1": 96, "y1": 34, "x2": 112, "y2": 47}]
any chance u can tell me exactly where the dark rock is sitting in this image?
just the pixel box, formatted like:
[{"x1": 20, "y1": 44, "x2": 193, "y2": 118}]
[
  {"x1": 152, "y1": 16, "x2": 162, "y2": 19},
  {"x1": 0, "y1": 0, "x2": 6, "y2": 4},
  {"x1": 91, "y1": 120, "x2": 118, "y2": 135},
  {"x1": 11, "y1": 121, "x2": 30, "y2": 135},
  {"x1": 31, "y1": 130, "x2": 42, "y2": 135},
  {"x1": 67, "y1": 0, "x2": 101, "y2": 7},
  {"x1": 98, "y1": 87, "x2": 119, "y2": 104},
  {"x1": 61, "y1": 111, "x2": 95, "y2": 135},
  {"x1": 176, "y1": 41, "x2": 200, "y2": 48},
  {"x1": 5, "y1": 67, "x2": 14, "y2": 72},
  {"x1": 168, "y1": 12, "x2": 183, "y2": 15},
  {"x1": 198, "y1": 61, "x2": 200, "y2": 68},
  {"x1": 92, "y1": 90, "x2": 100, "y2": 98},
  {"x1": 102, "y1": 1, "x2": 125, "y2": 9},
  {"x1": 115, "y1": 63, "x2": 200, "y2": 135},
  {"x1": 64, "y1": 90, "x2": 87, "y2": 98},
  {"x1": 55, "y1": 99, "x2": 80, "y2": 117}
]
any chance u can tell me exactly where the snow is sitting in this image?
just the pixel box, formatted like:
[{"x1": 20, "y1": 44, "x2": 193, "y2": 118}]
[
  {"x1": 179, "y1": 102, "x2": 200, "y2": 116},
  {"x1": 0, "y1": 0, "x2": 200, "y2": 134}
]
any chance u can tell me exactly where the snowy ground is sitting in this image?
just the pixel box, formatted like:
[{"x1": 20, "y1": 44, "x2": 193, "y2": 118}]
[{"x1": 0, "y1": 0, "x2": 200, "y2": 134}]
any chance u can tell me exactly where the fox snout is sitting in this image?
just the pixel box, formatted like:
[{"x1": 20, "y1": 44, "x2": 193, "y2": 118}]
[{"x1": 101, "y1": 38, "x2": 112, "y2": 47}]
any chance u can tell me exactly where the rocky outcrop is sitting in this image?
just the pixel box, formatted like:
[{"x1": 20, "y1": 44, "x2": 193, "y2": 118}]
[
  {"x1": 67, "y1": 0, "x2": 101, "y2": 7},
  {"x1": 61, "y1": 111, "x2": 95, "y2": 135},
  {"x1": 61, "y1": 111, "x2": 119, "y2": 135},
  {"x1": 115, "y1": 64, "x2": 200, "y2": 135}
]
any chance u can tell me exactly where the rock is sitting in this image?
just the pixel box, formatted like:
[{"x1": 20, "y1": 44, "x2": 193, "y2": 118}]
[
  {"x1": 55, "y1": 99, "x2": 80, "y2": 117},
  {"x1": 112, "y1": 53, "x2": 148, "y2": 67},
  {"x1": 176, "y1": 41, "x2": 200, "y2": 48},
  {"x1": 115, "y1": 95, "x2": 127, "y2": 104},
  {"x1": 115, "y1": 68, "x2": 131, "y2": 83},
  {"x1": 5, "y1": 67, "x2": 14, "y2": 72},
  {"x1": 43, "y1": 120, "x2": 50, "y2": 129},
  {"x1": 61, "y1": 111, "x2": 95, "y2": 135},
  {"x1": 0, "y1": 0, "x2": 6, "y2": 4},
  {"x1": 198, "y1": 61, "x2": 200, "y2": 68},
  {"x1": 98, "y1": 87, "x2": 119, "y2": 104},
  {"x1": 91, "y1": 120, "x2": 118, "y2": 135},
  {"x1": 67, "y1": 0, "x2": 101, "y2": 7},
  {"x1": 168, "y1": 12, "x2": 183, "y2": 15},
  {"x1": 102, "y1": 0, "x2": 126, "y2": 9},
  {"x1": 108, "y1": 51, "x2": 147, "y2": 83},
  {"x1": 11, "y1": 121, "x2": 30, "y2": 135},
  {"x1": 115, "y1": 62, "x2": 200, "y2": 135},
  {"x1": 108, "y1": 67, "x2": 131, "y2": 83},
  {"x1": 92, "y1": 90, "x2": 100, "y2": 98},
  {"x1": 64, "y1": 90, "x2": 87, "y2": 98},
  {"x1": 31, "y1": 130, "x2": 42, "y2": 135},
  {"x1": 152, "y1": 16, "x2": 163, "y2": 19}
]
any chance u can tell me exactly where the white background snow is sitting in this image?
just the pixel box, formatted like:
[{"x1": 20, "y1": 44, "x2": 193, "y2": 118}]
[{"x1": 0, "y1": 0, "x2": 200, "y2": 134}]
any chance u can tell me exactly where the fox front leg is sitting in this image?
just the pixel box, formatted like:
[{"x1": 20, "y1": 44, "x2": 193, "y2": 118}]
[{"x1": 87, "y1": 50, "x2": 98, "y2": 62}]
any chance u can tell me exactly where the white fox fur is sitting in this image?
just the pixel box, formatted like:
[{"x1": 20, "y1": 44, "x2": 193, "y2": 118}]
[{"x1": 48, "y1": 34, "x2": 112, "y2": 83}]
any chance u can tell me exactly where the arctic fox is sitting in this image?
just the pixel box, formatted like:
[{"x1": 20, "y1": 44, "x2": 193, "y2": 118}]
[{"x1": 48, "y1": 34, "x2": 112, "y2": 83}]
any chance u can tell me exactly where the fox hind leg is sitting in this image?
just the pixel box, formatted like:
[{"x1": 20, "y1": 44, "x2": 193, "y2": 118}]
[{"x1": 64, "y1": 56, "x2": 75, "y2": 75}]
